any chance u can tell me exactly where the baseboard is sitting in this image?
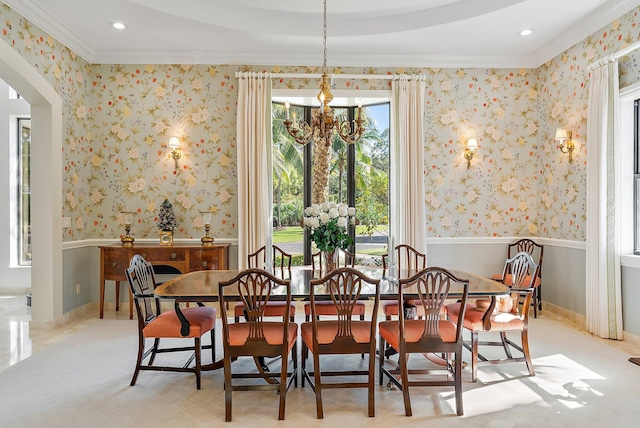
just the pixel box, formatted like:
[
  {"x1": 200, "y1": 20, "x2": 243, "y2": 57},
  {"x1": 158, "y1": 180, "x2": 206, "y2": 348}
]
[{"x1": 541, "y1": 301, "x2": 586, "y2": 331}]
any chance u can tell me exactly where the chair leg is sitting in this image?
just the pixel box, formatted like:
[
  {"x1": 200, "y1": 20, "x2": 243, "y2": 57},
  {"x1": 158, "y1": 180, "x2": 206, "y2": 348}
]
[
  {"x1": 313, "y1": 351, "x2": 324, "y2": 419},
  {"x1": 367, "y1": 345, "x2": 376, "y2": 417},
  {"x1": 471, "y1": 331, "x2": 479, "y2": 382},
  {"x1": 378, "y1": 335, "x2": 385, "y2": 386},
  {"x1": 500, "y1": 332, "x2": 513, "y2": 359},
  {"x1": 224, "y1": 354, "x2": 233, "y2": 422},
  {"x1": 521, "y1": 329, "x2": 535, "y2": 376},
  {"x1": 278, "y1": 345, "x2": 289, "y2": 420},
  {"x1": 210, "y1": 328, "x2": 216, "y2": 363},
  {"x1": 149, "y1": 338, "x2": 160, "y2": 365},
  {"x1": 130, "y1": 333, "x2": 144, "y2": 386},
  {"x1": 195, "y1": 337, "x2": 202, "y2": 390},
  {"x1": 301, "y1": 341, "x2": 308, "y2": 387},
  {"x1": 400, "y1": 350, "x2": 412, "y2": 416},
  {"x1": 454, "y1": 348, "x2": 464, "y2": 416}
]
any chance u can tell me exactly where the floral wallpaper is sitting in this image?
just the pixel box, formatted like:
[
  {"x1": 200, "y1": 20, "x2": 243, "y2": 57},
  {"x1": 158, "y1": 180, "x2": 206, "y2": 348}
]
[{"x1": 3, "y1": 2, "x2": 640, "y2": 245}]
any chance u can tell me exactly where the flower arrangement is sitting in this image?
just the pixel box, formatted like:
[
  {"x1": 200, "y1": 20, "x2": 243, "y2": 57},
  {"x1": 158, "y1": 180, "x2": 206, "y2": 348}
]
[
  {"x1": 157, "y1": 199, "x2": 178, "y2": 231},
  {"x1": 303, "y1": 202, "x2": 356, "y2": 252}
]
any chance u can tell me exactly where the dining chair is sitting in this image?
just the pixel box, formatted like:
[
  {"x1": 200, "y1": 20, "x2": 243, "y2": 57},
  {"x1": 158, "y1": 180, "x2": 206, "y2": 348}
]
[
  {"x1": 381, "y1": 244, "x2": 427, "y2": 320},
  {"x1": 305, "y1": 248, "x2": 365, "y2": 322},
  {"x1": 490, "y1": 238, "x2": 544, "y2": 317},
  {"x1": 300, "y1": 267, "x2": 381, "y2": 418},
  {"x1": 445, "y1": 251, "x2": 540, "y2": 382},
  {"x1": 378, "y1": 267, "x2": 469, "y2": 416},
  {"x1": 218, "y1": 268, "x2": 298, "y2": 422},
  {"x1": 125, "y1": 254, "x2": 216, "y2": 390},
  {"x1": 233, "y1": 245, "x2": 296, "y2": 322}
]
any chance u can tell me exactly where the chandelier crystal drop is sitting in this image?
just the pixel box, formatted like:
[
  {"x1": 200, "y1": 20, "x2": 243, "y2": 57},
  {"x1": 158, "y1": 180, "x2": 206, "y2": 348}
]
[{"x1": 283, "y1": 0, "x2": 364, "y2": 146}]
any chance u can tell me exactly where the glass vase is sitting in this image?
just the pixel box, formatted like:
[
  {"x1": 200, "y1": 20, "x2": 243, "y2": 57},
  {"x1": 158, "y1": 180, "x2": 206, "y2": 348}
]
[{"x1": 323, "y1": 249, "x2": 338, "y2": 272}]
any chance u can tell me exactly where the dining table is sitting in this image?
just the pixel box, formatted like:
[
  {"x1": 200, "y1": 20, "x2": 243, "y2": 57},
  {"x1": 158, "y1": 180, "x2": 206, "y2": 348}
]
[{"x1": 154, "y1": 265, "x2": 509, "y2": 344}]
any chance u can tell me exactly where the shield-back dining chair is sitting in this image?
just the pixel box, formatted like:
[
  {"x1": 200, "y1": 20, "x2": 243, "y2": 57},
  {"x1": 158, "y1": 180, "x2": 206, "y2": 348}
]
[
  {"x1": 125, "y1": 254, "x2": 216, "y2": 390},
  {"x1": 381, "y1": 244, "x2": 427, "y2": 320},
  {"x1": 378, "y1": 267, "x2": 469, "y2": 416},
  {"x1": 445, "y1": 251, "x2": 540, "y2": 382},
  {"x1": 490, "y1": 238, "x2": 544, "y2": 317},
  {"x1": 233, "y1": 245, "x2": 296, "y2": 322},
  {"x1": 300, "y1": 267, "x2": 381, "y2": 418},
  {"x1": 218, "y1": 268, "x2": 298, "y2": 422}
]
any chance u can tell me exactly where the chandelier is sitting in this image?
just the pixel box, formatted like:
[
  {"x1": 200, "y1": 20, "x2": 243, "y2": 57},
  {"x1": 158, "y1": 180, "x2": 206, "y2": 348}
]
[{"x1": 283, "y1": 0, "x2": 364, "y2": 146}]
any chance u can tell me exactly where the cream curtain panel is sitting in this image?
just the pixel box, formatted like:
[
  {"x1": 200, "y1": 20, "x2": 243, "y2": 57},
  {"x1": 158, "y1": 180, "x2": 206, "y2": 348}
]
[
  {"x1": 586, "y1": 59, "x2": 622, "y2": 339},
  {"x1": 390, "y1": 76, "x2": 427, "y2": 256},
  {"x1": 236, "y1": 73, "x2": 273, "y2": 270}
]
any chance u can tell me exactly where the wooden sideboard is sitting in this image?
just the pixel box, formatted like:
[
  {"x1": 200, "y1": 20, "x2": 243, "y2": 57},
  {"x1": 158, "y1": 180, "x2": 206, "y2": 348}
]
[{"x1": 99, "y1": 243, "x2": 230, "y2": 319}]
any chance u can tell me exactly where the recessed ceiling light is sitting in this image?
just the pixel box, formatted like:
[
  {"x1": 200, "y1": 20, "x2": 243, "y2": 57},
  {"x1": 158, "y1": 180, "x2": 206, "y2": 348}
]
[
  {"x1": 111, "y1": 22, "x2": 125, "y2": 30},
  {"x1": 519, "y1": 29, "x2": 533, "y2": 36}
]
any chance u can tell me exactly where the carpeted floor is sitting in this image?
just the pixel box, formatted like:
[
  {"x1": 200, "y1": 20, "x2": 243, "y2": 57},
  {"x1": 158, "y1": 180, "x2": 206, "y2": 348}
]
[{"x1": 1, "y1": 315, "x2": 639, "y2": 427}]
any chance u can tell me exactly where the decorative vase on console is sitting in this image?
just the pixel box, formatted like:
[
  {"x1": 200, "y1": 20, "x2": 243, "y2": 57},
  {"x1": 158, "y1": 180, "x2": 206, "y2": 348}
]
[
  {"x1": 303, "y1": 202, "x2": 356, "y2": 272},
  {"x1": 157, "y1": 199, "x2": 178, "y2": 246}
]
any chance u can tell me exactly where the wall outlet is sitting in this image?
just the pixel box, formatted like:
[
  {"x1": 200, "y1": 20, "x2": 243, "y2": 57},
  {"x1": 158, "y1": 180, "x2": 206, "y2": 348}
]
[{"x1": 75, "y1": 284, "x2": 81, "y2": 295}]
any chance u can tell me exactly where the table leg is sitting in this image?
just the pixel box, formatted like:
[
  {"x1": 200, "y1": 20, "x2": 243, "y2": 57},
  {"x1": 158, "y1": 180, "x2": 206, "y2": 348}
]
[
  {"x1": 100, "y1": 280, "x2": 105, "y2": 319},
  {"x1": 115, "y1": 280, "x2": 120, "y2": 312}
]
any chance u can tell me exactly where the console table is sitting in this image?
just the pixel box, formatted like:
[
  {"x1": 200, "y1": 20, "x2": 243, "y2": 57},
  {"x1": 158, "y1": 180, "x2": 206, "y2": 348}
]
[{"x1": 99, "y1": 243, "x2": 230, "y2": 319}]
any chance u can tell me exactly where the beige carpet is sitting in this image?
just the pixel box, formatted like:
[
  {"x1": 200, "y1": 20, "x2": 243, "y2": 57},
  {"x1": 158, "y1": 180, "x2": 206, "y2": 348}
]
[{"x1": 0, "y1": 316, "x2": 639, "y2": 427}]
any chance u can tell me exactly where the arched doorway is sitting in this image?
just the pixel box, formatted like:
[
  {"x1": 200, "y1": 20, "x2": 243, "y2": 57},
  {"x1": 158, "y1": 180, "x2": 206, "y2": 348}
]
[{"x1": 0, "y1": 40, "x2": 62, "y2": 326}]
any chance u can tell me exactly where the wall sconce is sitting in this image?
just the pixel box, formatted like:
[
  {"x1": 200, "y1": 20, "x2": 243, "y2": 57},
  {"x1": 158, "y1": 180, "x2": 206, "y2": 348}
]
[
  {"x1": 200, "y1": 211, "x2": 214, "y2": 246},
  {"x1": 464, "y1": 138, "x2": 478, "y2": 169},
  {"x1": 555, "y1": 128, "x2": 574, "y2": 163},
  {"x1": 120, "y1": 211, "x2": 136, "y2": 247},
  {"x1": 168, "y1": 136, "x2": 181, "y2": 170}
]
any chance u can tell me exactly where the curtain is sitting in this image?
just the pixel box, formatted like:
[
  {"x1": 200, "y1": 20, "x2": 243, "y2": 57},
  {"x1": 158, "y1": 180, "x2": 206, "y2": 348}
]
[
  {"x1": 586, "y1": 59, "x2": 622, "y2": 339},
  {"x1": 390, "y1": 75, "x2": 427, "y2": 256},
  {"x1": 236, "y1": 73, "x2": 272, "y2": 269}
]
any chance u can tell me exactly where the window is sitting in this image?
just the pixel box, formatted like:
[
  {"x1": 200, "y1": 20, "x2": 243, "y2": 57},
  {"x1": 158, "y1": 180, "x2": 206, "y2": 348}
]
[
  {"x1": 272, "y1": 97, "x2": 390, "y2": 263},
  {"x1": 16, "y1": 118, "x2": 31, "y2": 265}
]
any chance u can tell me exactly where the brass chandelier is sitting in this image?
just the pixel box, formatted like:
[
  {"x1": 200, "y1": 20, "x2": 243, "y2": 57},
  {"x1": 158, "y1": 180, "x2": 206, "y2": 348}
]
[{"x1": 283, "y1": 0, "x2": 364, "y2": 146}]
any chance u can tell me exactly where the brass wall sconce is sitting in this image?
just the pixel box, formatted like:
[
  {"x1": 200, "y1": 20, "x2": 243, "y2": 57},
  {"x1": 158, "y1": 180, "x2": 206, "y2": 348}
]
[
  {"x1": 120, "y1": 211, "x2": 136, "y2": 247},
  {"x1": 464, "y1": 138, "x2": 478, "y2": 169},
  {"x1": 168, "y1": 136, "x2": 181, "y2": 170},
  {"x1": 555, "y1": 128, "x2": 574, "y2": 162},
  {"x1": 200, "y1": 211, "x2": 214, "y2": 246}
]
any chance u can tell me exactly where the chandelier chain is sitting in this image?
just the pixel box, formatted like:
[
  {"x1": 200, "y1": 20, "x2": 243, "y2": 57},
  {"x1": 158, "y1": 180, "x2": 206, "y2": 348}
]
[
  {"x1": 323, "y1": 0, "x2": 327, "y2": 73},
  {"x1": 282, "y1": 0, "x2": 364, "y2": 149}
]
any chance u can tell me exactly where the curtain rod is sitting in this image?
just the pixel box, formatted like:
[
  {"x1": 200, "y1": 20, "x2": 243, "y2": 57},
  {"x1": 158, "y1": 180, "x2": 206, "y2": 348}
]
[
  {"x1": 588, "y1": 40, "x2": 640, "y2": 70},
  {"x1": 235, "y1": 71, "x2": 426, "y2": 81}
]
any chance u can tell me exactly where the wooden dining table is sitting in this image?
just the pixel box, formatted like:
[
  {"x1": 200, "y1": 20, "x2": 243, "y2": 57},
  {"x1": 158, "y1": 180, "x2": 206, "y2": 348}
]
[{"x1": 154, "y1": 265, "x2": 509, "y2": 338}]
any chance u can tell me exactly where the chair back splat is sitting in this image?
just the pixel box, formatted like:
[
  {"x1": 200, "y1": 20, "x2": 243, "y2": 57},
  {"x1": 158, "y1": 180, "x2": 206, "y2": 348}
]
[
  {"x1": 218, "y1": 268, "x2": 297, "y2": 422},
  {"x1": 305, "y1": 248, "x2": 363, "y2": 321},
  {"x1": 379, "y1": 267, "x2": 468, "y2": 416},
  {"x1": 300, "y1": 267, "x2": 380, "y2": 419}
]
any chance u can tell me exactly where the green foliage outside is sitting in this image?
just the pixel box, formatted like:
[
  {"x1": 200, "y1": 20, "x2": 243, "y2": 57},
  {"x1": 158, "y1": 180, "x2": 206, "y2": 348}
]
[{"x1": 271, "y1": 102, "x2": 390, "y2": 234}]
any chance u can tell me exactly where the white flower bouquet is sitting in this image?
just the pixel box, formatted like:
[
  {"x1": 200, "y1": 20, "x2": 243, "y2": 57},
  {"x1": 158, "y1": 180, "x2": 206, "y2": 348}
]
[{"x1": 303, "y1": 202, "x2": 356, "y2": 252}]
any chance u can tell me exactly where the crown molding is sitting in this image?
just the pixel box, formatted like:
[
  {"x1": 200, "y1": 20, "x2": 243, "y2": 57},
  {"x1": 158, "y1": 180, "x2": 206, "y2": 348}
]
[
  {"x1": 6, "y1": 0, "x2": 640, "y2": 69},
  {"x1": 3, "y1": 0, "x2": 96, "y2": 61}
]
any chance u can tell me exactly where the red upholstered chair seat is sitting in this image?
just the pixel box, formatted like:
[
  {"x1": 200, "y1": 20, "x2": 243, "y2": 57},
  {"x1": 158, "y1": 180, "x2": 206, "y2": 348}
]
[
  {"x1": 227, "y1": 321, "x2": 298, "y2": 350},
  {"x1": 445, "y1": 302, "x2": 524, "y2": 332},
  {"x1": 143, "y1": 306, "x2": 216, "y2": 338},
  {"x1": 378, "y1": 319, "x2": 458, "y2": 351}
]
